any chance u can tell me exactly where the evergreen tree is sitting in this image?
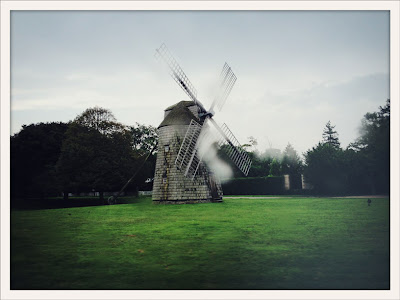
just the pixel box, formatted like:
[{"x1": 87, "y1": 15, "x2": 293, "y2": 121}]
[
  {"x1": 304, "y1": 121, "x2": 345, "y2": 194},
  {"x1": 322, "y1": 121, "x2": 340, "y2": 148},
  {"x1": 281, "y1": 143, "x2": 302, "y2": 176}
]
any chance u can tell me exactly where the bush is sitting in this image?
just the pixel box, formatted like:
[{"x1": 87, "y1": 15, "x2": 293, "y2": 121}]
[{"x1": 222, "y1": 176, "x2": 284, "y2": 195}]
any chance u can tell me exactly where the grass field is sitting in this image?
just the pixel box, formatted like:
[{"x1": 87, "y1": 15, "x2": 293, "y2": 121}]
[{"x1": 11, "y1": 196, "x2": 390, "y2": 290}]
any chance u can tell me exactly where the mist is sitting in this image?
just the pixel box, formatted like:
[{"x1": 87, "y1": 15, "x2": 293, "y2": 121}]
[{"x1": 196, "y1": 122, "x2": 233, "y2": 183}]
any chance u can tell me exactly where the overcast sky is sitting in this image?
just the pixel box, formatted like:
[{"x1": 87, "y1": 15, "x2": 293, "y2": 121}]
[{"x1": 10, "y1": 10, "x2": 389, "y2": 156}]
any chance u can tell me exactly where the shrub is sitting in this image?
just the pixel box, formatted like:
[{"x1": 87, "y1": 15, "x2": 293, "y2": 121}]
[{"x1": 222, "y1": 176, "x2": 284, "y2": 195}]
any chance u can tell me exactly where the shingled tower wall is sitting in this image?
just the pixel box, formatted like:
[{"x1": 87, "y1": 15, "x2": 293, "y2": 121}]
[{"x1": 152, "y1": 101, "x2": 223, "y2": 204}]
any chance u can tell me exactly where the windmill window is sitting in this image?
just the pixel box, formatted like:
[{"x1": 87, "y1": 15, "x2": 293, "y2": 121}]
[
  {"x1": 164, "y1": 145, "x2": 170, "y2": 152},
  {"x1": 162, "y1": 178, "x2": 167, "y2": 184}
]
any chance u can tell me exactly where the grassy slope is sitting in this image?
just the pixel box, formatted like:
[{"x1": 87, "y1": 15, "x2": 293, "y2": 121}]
[{"x1": 11, "y1": 196, "x2": 390, "y2": 290}]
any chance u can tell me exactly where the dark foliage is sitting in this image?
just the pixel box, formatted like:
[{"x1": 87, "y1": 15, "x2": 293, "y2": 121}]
[
  {"x1": 353, "y1": 99, "x2": 390, "y2": 194},
  {"x1": 11, "y1": 107, "x2": 158, "y2": 202},
  {"x1": 304, "y1": 142, "x2": 347, "y2": 194},
  {"x1": 304, "y1": 100, "x2": 390, "y2": 195},
  {"x1": 56, "y1": 123, "x2": 136, "y2": 197},
  {"x1": 129, "y1": 123, "x2": 158, "y2": 155},
  {"x1": 222, "y1": 176, "x2": 284, "y2": 195},
  {"x1": 11, "y1": 122, "x2": 69, "y2": 198}
]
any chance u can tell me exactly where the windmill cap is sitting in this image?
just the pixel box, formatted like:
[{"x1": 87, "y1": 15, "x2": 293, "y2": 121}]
[
  {"x1": 158, "y1": 101, "x2": 198, "y2": 128},
  {"x1": 164, "y1": 100, "x2": 196, "y2": 111}
]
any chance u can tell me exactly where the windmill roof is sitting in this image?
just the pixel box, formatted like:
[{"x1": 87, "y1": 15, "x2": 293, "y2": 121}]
[
  {"x1": 158, "y1": 101, "x2": 198, "y2": 128},
  {"x1": 165, "y1": 101, "x2": 196, "y2": 111}
]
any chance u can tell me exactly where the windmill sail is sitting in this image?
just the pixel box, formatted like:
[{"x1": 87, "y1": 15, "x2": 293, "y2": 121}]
[
  {"x1": 209, "y1": 63, "x2": 237, "y2": 112},
  {"x1": 155, "y1": 43, "x2": 207, "y2": 113},
  {"x1": 156, "y1": 43, "x2": 252, "y2": 181},
  {"x1": 175, "y1": 119, "x2": 202, "y2": 177},
  {"x1": 215, "y1": 122, "x2": 252, "y2": 176},
  {"x1": 176, "y1": 118, "x2": 252, "y2": 179}
]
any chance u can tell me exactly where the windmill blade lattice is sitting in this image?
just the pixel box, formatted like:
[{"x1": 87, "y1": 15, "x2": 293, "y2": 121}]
[
  {"x1": 155, "y1": 43, "x2": 200, "y2": 108},
  {"x1": 210, "y1": 120, "x2": 252, "y2": 176},
  {"x1": 187, "y1": 120, "x2": 218, "y2": 179},
  {"x1": 176, "y1": 118, "x2": 252, "y2": 179},
  {"x1": 210, "y1": 63, "x2": 237, "y2": 112},
  {"x1": 175, "y1": 119, "x2": 202, "y2": 178},
  {"x1": 175, "y1": 118, "x2": 216, "y2": 180},
  {"x1": 156, "y1": 43, "x2": 252, "y2": 179}
]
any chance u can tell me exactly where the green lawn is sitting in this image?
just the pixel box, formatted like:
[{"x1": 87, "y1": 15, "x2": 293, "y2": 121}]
[{"x1": 11, "y1": 196, "x2": 390, "y2": 290}]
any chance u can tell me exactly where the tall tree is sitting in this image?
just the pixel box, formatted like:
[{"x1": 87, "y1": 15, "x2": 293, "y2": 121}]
[
  {"x1": 74, "y1": 106, "x2": 125, "y2": 136},
  {"x1": 304, "y1": 122, "x2": 346, "y2": 194},
  {"x1": 351, "y1": 99, "x2": 390, "y2": 193},
  {"x1": 56, "y1": 108, "x2": 135, "y2": 200},
  {"x1": 304, "y1": 100, "x2": 390, "y2": 195},
  {"x1": 11, "y1": 122, "x2": 69, "y2": 198},
  {"x1": 281, "y1": 143, "x2": 302, "y2": 176},
  {"x1": 322, "y1": 121, "x2": 340, "y2": 149}
]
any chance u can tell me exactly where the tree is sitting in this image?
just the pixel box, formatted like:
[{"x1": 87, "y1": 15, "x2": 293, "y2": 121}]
[
  {"x1": 304, "y1": 122, "x2": 346, "y2": 194},
  {"x1": 350, "y1": 99, "x2": 390, "y2": 194},
  {"x1": 129, "y1": 123, "x2": 158, "y2": 156},
  {"x1": 247, "y1": 153, "x2": 272, "y2": 177},
  {"x1": 281, "y1": 143, "x2": 303, "y2": 189},
  {"x1": 322, "y1": 121, "x2": 340, "y2": 149},
  {"x1": 303, "y1": 142, "x2": 346, "y2": 194},
  {"x1": 74, "y1": 106, "x2": 125, "y2": 136},
  {"x1": 269, "y1": 158, "x2": 281, "y2": 176},
  {"x1": 11, "y1": 122, "x2": 69, "y2": 198},
  {"x1": 281, "y1": 143, "x2": 303, "y2": 175},
  {"x1": 262, "y1": 148, "x2": 282, "y2": 161},
  {"x1": 341, "y1": 147, "x2": 371, "y2": 194},
  {"x1": 242, "y1": 136, "x2": 258, "y2": 152},
  {"x1": 127, "y1": 123, "x2": 158, "y2": 191},
  {"x1": 304, "y1": 100, "x2": 390, "y2": 195},
  {"x1": 56, "y1": 108, "x2": 135, "y2": 200}
]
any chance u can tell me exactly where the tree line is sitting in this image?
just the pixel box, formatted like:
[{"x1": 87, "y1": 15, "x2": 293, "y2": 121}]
[
  {"x1": 223, "y1": 99, "x2": 390, "y2": 195},
  {"x1": 304, "y1": 99, "x2": 390, "y2": 195},
  {"x1": 11, "y1": 99, "x2": 390, "y2": 200},
  {"x1": 11, "y1": 107, "x2": 157, "y2": 201}
]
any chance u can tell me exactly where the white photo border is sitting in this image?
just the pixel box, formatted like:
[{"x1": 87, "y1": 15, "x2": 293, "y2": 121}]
[{"x1": 1, "y1": 1, "x2": 399, "y2": 300}]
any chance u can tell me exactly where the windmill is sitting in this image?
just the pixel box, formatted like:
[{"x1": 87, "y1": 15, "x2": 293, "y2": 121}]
[{"x1": 152, "y1": 43, "x2": 251, "y2": 204}]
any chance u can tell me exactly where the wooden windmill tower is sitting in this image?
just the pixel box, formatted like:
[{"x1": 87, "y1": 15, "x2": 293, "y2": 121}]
[{"x1": 152, "y1": 44, "x2": 251, "y2": 204}]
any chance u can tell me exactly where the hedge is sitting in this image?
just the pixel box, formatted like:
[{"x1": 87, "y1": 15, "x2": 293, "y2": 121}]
[{"x1": 221, "y1": 176, "x2": 284, "y2": 195}]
